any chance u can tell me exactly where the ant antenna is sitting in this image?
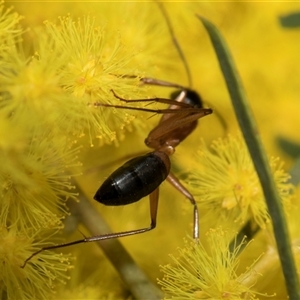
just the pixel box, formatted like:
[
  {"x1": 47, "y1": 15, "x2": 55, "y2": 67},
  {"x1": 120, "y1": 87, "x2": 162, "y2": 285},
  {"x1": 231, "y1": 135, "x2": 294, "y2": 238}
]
[{"x1": 156, "y1": 2, "x2": 193, "y2": 88}]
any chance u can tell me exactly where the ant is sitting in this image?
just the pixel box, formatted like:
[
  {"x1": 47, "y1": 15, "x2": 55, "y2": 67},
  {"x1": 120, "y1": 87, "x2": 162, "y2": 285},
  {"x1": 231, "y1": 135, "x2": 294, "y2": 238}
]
[{"x1": 21, "y1": 3, "x2": 213, "y2": 268}]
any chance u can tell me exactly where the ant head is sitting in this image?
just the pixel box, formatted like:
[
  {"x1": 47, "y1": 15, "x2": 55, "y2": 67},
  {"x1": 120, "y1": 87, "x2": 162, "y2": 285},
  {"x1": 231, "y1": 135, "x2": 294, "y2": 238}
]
[{"x1": 170, "y1": 89, "x2": 203, "y2": 109}]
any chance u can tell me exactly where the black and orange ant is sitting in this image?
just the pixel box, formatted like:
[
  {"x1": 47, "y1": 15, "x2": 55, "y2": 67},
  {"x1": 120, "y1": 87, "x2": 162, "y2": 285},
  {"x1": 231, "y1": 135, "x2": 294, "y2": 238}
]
[{"x1": 21, "y1": 3, "x2": 213, "y2": 268}]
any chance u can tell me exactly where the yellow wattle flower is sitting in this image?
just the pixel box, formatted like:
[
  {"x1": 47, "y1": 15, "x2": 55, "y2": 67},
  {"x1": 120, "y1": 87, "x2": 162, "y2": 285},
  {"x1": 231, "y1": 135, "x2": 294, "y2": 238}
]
[
  {"x1": 1, "y1": 1, "x2": 299, "y2": 299},
  {"x1": 187, "y1": 134, "x2": 293, "y2": 228},
  {"x1": 0, "y1": 2, "x2": 23, "y2": 53},
  {"x1": 159, "y1": 228, "x2": 268, "y2": 300},
  {"x1": 0, "y1": 226, "x2": 72, "y2": 300},
  {"x1": 0, "y1": 128, "x2": 79, "y2": 232},
  {"x1": 43, "y1": 15, "x2": 148, "y2": 145}
]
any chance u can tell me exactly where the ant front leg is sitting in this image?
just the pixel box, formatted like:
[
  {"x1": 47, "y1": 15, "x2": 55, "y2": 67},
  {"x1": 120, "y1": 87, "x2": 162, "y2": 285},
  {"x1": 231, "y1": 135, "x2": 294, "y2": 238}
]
[
  {"x1": 112, "y1": 74, "x2": 187, "y2": 90},
  {"x1": 110, "y1": 89, "x2": 191, "y2": 108},
  {"x1": 167, "y1": 172, "x2": 199, "y2": 240},
  {"x1": 140, "y1": 77, "x2": 186, "y2": 90},
  {"x1": 94, "y1": 90, "x2": 211, "y2": 115}
]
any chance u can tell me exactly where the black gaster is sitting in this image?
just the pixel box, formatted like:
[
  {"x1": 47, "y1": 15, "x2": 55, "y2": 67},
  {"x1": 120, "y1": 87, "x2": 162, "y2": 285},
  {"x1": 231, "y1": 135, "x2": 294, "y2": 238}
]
[{"x1": 94, "y1": 152, "x2": 170, "y2": 206}]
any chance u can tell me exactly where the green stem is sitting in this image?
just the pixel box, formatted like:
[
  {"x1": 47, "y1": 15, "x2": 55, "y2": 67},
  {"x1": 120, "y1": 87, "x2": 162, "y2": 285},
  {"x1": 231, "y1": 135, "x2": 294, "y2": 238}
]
[
  {"x1": 68, "y1": 182, "x2": 163, "y2": 300},
  {"x1": 198, "y1": 15, "x2": 300, "y2": 300}
]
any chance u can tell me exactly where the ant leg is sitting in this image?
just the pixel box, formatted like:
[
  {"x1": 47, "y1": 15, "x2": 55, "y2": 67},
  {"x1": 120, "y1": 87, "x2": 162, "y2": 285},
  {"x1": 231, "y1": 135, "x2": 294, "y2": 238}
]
[
  {"x1": 166, "y1": 172, "x2": 199, "y2": 240},
  {"x1": 110, "y1": 89, "x2": 192, "y2": 108},
  {"x1": 21, "y1": 189, "x2": 159, "y2": 268},
  {"x1": 149, "y1": 187, "x2": 159, "y2": 229},
  {"x1": 140, "y1": 77, "x2": 186, "y2": 90},
  {"x1": 110, "y1": 74, "x2": 187, "y2": 90},
  {"x1": 155, "y1": 2, "x2": 193, "y2": 87},
  {"x1": 111, "y1": 74, "x2": 187, "y2": 90},
  {"x1": 93, "y1": 102, "x2": 201, "y2": 115},
  {"x1": 94, "y1": 99, "x2": 211, "y2": 115}
]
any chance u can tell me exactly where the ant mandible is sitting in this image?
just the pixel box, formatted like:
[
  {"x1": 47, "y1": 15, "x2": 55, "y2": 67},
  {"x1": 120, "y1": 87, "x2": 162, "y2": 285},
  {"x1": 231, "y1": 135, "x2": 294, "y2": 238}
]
[{"x1": 21, "y1": 3, "x2": 213, "y2": 268}]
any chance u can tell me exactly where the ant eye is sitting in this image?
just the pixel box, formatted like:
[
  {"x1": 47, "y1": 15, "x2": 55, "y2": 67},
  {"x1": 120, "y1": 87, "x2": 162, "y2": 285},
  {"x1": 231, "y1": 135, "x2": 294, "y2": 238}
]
[{"x1": 185, "y1": 90, "x2": 203, "y2": 108}]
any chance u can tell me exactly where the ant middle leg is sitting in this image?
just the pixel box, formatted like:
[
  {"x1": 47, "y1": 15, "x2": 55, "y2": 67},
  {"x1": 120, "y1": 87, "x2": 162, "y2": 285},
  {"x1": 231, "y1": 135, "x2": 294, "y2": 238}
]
[{"x1": 166, "y1": 172, "x2": 199, "y2": 240}]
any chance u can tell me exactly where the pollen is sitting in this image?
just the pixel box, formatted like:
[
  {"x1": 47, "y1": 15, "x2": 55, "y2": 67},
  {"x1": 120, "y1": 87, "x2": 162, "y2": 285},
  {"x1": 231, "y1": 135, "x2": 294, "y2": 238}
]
[
  {"x1": 187, "y1": 134, "x2": 293, "y2": 228},
  {"x1": 159, "y1": 229, "x2": 267, "y2": 300},
  {"x1": 0, "y1": 226, "x2": 72, "y2": 300}
]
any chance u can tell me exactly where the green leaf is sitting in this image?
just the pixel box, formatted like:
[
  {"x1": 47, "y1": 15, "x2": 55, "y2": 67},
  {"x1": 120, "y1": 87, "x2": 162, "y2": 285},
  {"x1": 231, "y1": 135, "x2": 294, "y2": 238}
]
[
  {"x1": 197, "y1": 15, "x2": 300, "y2": 300},
  {"x1": 279, "y1": 12, "x2": 300, "y2": 28},
  {"x1": 277, "y1": 136, "x2": 300, "y2": 159}
]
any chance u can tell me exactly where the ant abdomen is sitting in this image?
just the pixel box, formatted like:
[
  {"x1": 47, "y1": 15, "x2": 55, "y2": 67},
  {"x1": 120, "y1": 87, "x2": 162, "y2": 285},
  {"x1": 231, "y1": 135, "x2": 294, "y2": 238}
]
[{"x1": 94, "y1": 151, "x2": 170, "y2": 206}]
